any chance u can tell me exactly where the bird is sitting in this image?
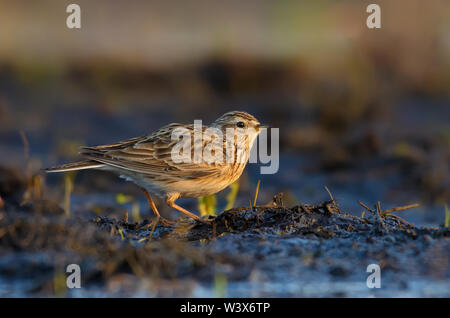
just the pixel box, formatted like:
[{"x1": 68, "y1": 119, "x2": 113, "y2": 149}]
[{"x1": 45, "y1": 111, "x2": 268, "y2": 225}]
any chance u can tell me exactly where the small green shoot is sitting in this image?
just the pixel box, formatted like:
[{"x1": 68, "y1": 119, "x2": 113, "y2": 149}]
[
  {"x1": 116, "y1": 193, "x2": 141, "y2": 222},
  {"x1": 198, "y1": 194, "x2": 217, "y2": 216},
  {"x1": 214, "y1": 273, "x2": 227, "y2": 298},
  {"x1": 149, "y1": 217, "x2": 160, "y2": 239},
  {"x1": 225, "y1": 180, "x2": 240, "y2": 210},
  {"x1": 118, "y1": 228, "x2": 125, "y2": 240},
  {"x1": 53, "y1": 271, "x2": 67, "y2": 297},
  {"x1": 116, "y1": 193, "x2": 133, "y2": 204}
]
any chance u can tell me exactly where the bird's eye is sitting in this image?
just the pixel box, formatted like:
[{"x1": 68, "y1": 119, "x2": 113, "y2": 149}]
[{"x1": 236, "y1": 121, "x2": 245, "y2": 128}]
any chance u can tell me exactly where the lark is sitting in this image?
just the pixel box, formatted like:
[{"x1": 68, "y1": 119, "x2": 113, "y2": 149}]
[{"x1": 45, "y1": 111, "x2": 267, "y2": 225}]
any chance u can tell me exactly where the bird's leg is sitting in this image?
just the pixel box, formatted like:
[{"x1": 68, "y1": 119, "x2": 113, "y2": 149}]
[
  {"x1": 166, "y1": 197, "x2": 212, "y2": 224},
  {"x1": 139, "y1": 187, "x2": 175, "y2": 226}
]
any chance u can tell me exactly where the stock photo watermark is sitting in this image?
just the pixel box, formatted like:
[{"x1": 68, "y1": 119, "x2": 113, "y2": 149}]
[
  {"x1": 366, "y1": 4, "x2": 381, "y2": 29},
  {"x1": 66, "y1": 3, "x2": 381, "y2": 30},
  {"x1": 66, "y1": 4, "x2": 81, "y2": 29},
  {"x1": 366, "y1": 264, "x2": 381, "y2": 289},
  {"x1": 66, "y1": 264, "x2": 81, "y2": 289}
]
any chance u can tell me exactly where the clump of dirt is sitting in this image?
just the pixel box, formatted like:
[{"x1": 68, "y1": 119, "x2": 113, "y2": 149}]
[{"x1": 93, "y1": 193, "x2": 438, "y2": 243}]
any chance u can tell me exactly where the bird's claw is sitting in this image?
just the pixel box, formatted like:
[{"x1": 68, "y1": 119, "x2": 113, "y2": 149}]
[
  {"x1": 159, "y1": 218, "x2": 176, "y2": 226},
  {"x1": 196, "y1": 217, "x2": 214, "y2": 224}
]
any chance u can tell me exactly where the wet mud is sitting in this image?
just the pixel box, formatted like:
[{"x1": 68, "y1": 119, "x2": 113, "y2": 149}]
[{"x1": 1, "y1": 170, "x2": 448, "y2": 297}]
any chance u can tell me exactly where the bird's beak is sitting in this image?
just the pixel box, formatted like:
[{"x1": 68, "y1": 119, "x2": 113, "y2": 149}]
[{"x1": 256, "y1": 124, "x2": 270, "y2": 131}]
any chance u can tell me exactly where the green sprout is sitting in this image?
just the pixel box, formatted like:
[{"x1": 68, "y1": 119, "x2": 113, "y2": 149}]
[
  {"x1": 198, "y1": 194, "x2": 217, "y2": 217},
  {"x1": 214, "y1": 273, "x2": 227, "y2": 298},
  {"x1": 53, "y1": 271, "x2": 67, "y2": 297},
  {"x1": 116, "y1": 193, "x2": 141, "y2": 222},
  {"x1": 225, "y1": 180, "x2": 240, "y2": 210}
]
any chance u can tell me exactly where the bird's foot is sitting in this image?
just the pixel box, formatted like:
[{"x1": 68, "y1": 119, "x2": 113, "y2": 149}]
[
  {"x1": 159, "y1": 217, "x2": 176, "y2": 226},
  {"x1": 196, "y1": 217, "x2": 214, "y2": 224}
]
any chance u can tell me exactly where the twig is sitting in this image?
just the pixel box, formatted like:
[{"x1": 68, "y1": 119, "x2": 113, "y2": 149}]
[
  {"x1": 383, "y1": 203, "x2": 419, "y2": 228},
  {"x1": 386, "y1": 214, "x2": 414, "y2": 228},
  {"x1": 63, "y1": 172, "x2": 75, "y2": 217},
  {"x1": 324, "y1": 186, "x2": 334, "y2": 202},
  {"x1": 375, "y1": 201, "x2": 387, "y2": 228},
  {"x1": 383, "y1": 203, "x2": 420, "y2": 214},
  {"x1": 358, "y1": 200, "x2": 376, "y2": 216},
  {"x1": 149, "y1": 216, "x2": 160, "y2": 239},
  {"x1": 358, "y1": 200, "x2": 372, "y2": 211},
  {"x1": 376, "y1": 201, "x2": 383, "y2": 217},
  {"x1": 253, "y1": 180, "x2": 261, "y2": 207}
]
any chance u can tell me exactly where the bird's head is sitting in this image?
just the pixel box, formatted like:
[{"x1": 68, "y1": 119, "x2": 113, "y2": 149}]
[
  {"x1": 213, "y1": 110, "x2": 267, "y2": 131},
  {"x1": 211, "y1": 111, "x2": 268, "y2": 147}
]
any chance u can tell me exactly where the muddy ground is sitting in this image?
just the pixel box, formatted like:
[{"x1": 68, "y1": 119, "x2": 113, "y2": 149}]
[
  {"x1": 0, "y1": 167, "x2": 449, "y2": 297},
  {"x1": 0, "y1": 57, "x2": 449, "y2": 297}
]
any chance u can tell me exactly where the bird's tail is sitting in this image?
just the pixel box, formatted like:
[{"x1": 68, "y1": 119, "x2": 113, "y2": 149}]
[{"x1": 44, "y1": 160, "x2": 105, "y2": 173}]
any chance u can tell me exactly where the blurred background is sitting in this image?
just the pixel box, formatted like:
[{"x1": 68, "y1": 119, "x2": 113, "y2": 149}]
[{"x1": 0, "y1": 0, "x2": 449, "y2": 224}]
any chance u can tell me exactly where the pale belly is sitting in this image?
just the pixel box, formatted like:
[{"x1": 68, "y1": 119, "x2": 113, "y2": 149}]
[
  {"x1": 167, "y1": 178, "x2": 233, "y2": 198},
  {"x1": 118, "y1": 168, "x2": 243, "y2": 199}
]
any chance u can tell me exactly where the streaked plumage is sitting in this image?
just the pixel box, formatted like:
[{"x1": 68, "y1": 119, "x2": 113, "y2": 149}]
[{"x1": 45, "y1": 111, "x2": 266, "y2": 224}]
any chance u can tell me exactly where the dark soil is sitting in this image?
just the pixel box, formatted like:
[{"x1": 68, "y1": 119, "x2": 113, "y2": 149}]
[{"x1": 1, "y1": 169, "x2": 448, "y2": 297}]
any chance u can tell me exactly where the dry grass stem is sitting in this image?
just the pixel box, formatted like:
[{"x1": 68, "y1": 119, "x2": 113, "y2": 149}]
[
  {"x1": 253, "y1": 180, "x2": 261, "y2": 207},
  {"x1": 383, "y1": 203, "x2": 420, "y2": 214}
]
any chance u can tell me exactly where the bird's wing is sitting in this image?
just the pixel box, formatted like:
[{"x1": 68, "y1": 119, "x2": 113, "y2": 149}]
[{"x1": 80, "y1": 124, "x2": 226, "y2": 180}]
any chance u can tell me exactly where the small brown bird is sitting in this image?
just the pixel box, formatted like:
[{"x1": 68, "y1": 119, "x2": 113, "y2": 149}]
[{"x1": 45, "y1": 111, "x2": 267, "y2": 225}]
